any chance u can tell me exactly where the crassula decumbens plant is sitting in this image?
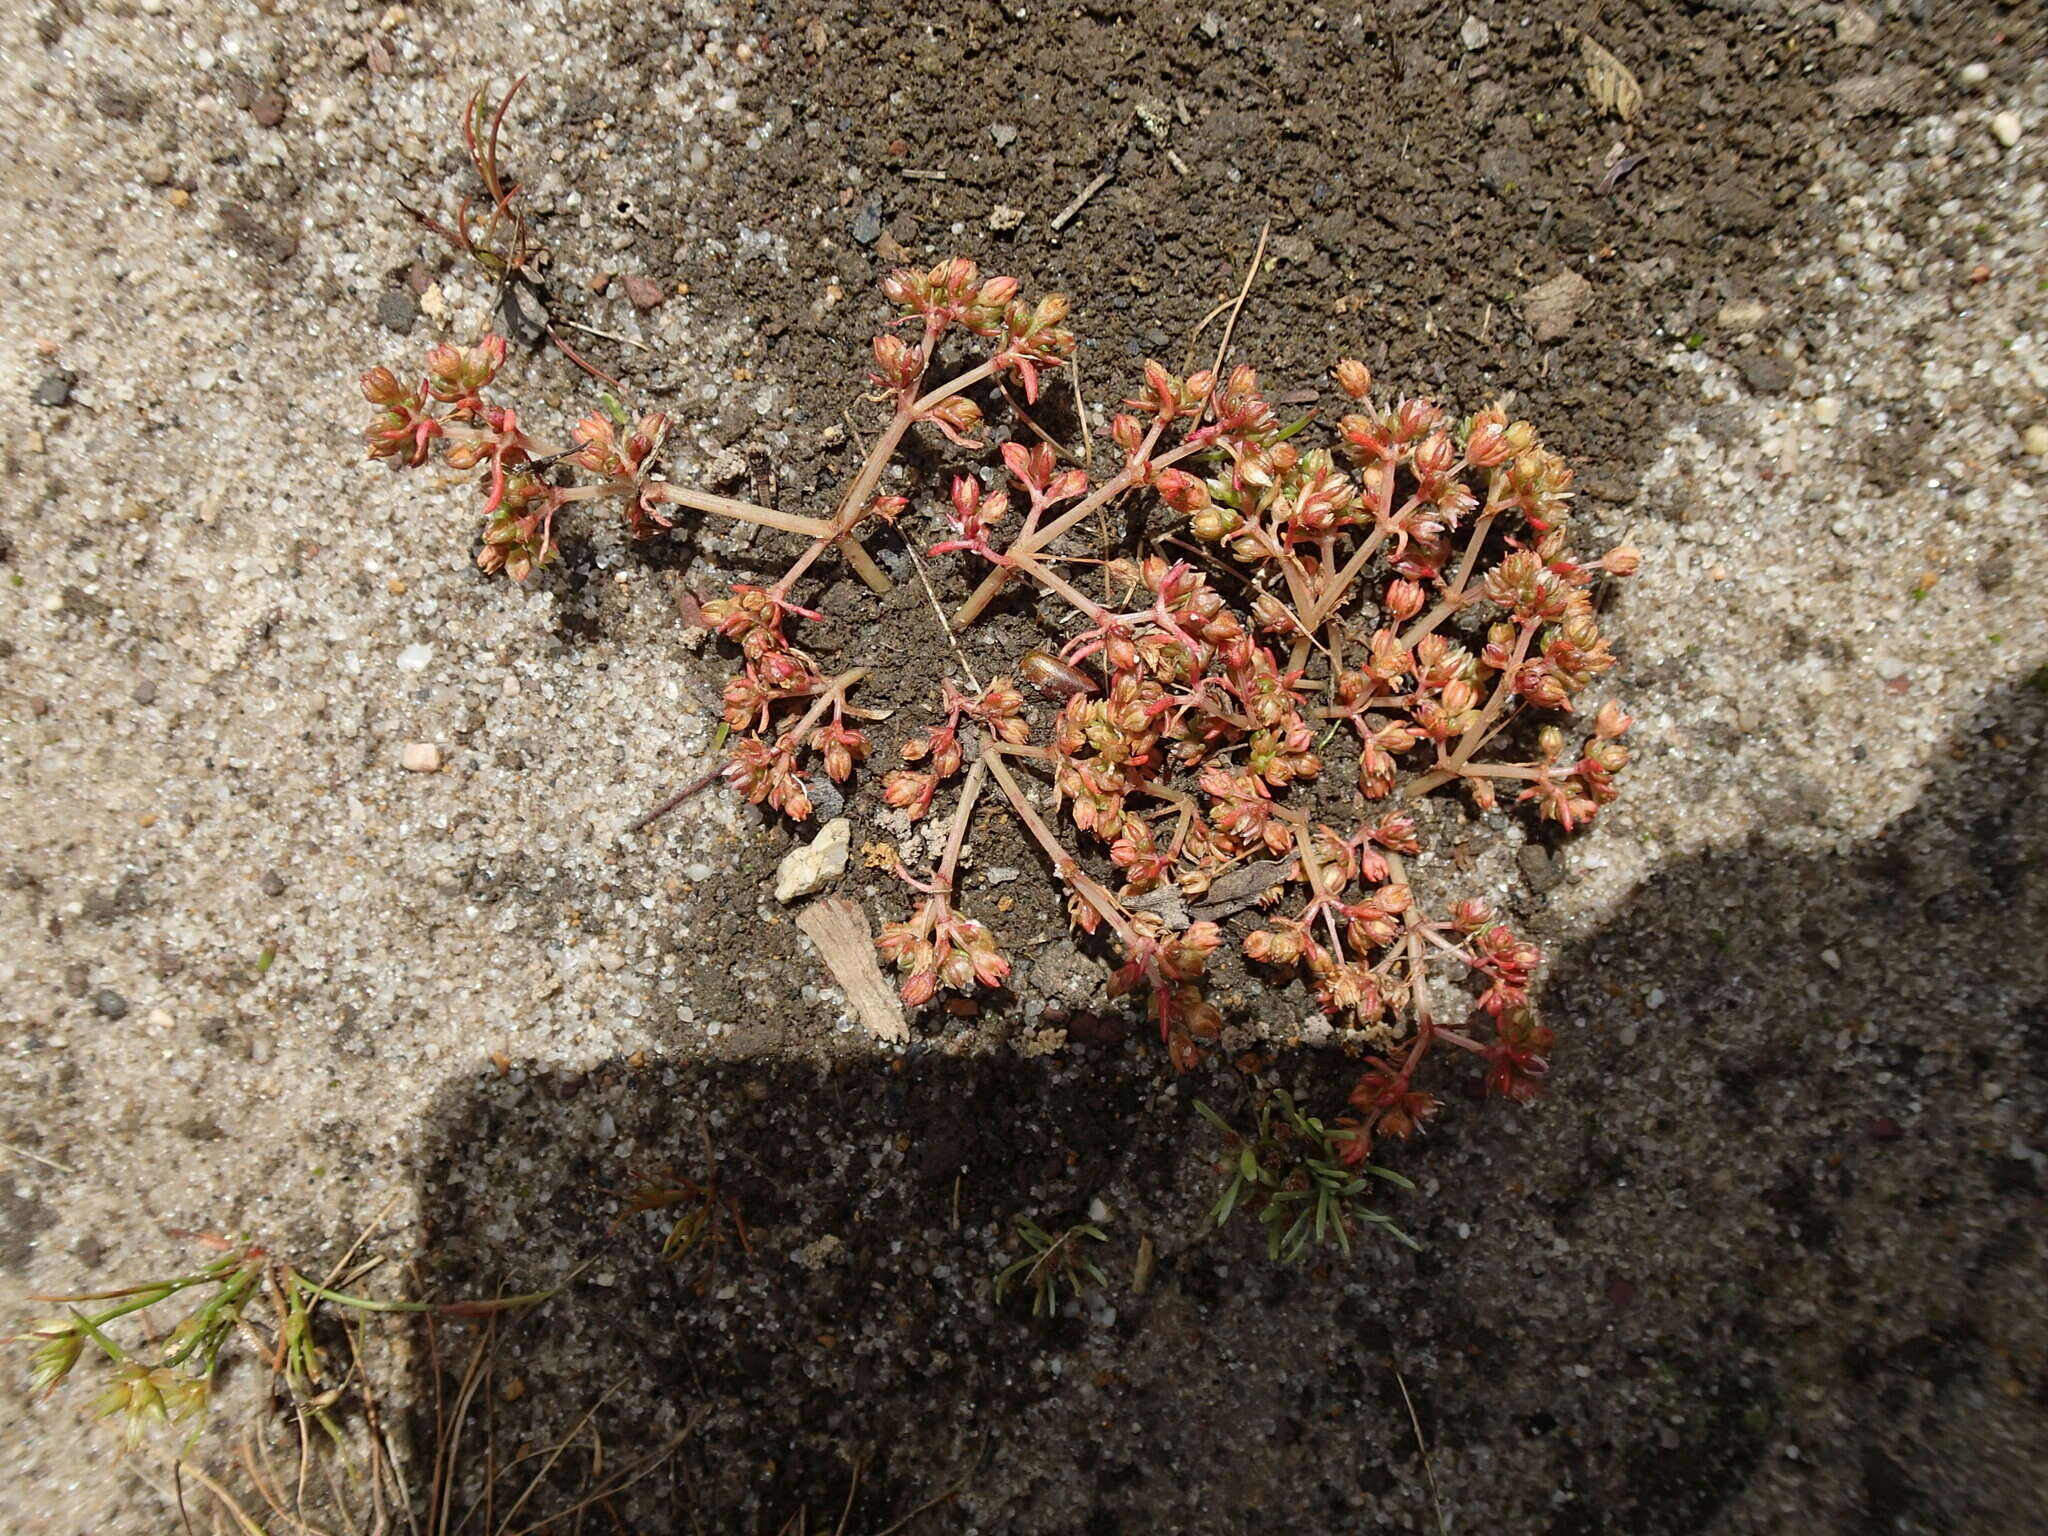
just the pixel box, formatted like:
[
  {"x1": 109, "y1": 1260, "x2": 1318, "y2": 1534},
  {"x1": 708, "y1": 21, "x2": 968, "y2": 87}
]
[{"x1": 363, "y1": 256, "x2": 1636, "y2": 1167}]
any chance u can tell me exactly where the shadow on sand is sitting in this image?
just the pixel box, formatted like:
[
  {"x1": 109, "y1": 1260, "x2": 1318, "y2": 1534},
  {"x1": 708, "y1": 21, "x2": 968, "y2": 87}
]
[{"x1": 409, "y1": 676, "x2": 2046, "y2": 1533}]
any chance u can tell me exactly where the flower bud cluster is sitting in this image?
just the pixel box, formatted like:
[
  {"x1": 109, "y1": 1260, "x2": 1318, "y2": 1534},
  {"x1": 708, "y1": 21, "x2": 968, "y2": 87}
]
[
  {"x1": 700, "y1": 584, "x2": 865, "y2": 822},
  {"x1": 878, "y1": 895, "x2": 1011, "y2": 1006},
  {"x1": 362, "y1": 333, "x2": 683, "y2": 581},
  {"x1": 366, "y1": 256, "x2": 1637, "y2": 1159},
  {"x1": 904, "y1": 336, "x2": 1635, "y2": 1107}
]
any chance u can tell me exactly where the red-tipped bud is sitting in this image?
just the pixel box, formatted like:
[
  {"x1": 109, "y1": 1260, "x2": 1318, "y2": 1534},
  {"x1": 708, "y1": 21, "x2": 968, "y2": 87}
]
[
  {"x1": 927, "y1": 394, "x2": 985, "y2": 446},
  {"x1": 1393, "y1": 397, "x2": 1441, "y2": 442},
  {"x1": 1154, "y1": 468, "x2": 1210, "y2": 514},
  {"x1": 1333, "y1": 359, "x2": 1373, "y2": 400},
  {"x1": 360, "y1": 366, "x2": 410, "y2": 407}
]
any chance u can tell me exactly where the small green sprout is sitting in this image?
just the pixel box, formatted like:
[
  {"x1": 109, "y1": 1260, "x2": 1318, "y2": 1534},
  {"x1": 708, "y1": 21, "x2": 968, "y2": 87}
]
[
  {"x1": 9, "y1": 1235, "x2": 551, "y2": 1449},
  {"x1": 994, "y1": 1217, "x2": 1110, "y2": 1317},
  {"x1": 1196, "y1": 1092, "x2": 1419, "y2": 1265}
]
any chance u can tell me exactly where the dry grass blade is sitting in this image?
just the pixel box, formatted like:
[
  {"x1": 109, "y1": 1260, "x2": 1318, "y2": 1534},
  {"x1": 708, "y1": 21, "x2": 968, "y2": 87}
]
[
  {"x1": 497, "y1": 1414, "x2": 701, "y2": 1536},
  {"x1": 1394, "y1": 1367, "x2": 1448, "y2": 1536}
]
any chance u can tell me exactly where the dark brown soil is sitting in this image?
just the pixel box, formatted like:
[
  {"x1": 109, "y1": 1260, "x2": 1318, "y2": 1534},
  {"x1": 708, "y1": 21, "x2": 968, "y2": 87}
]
[{"x1": 397, "y1": 3, "x2": 2047, "y2": 1532}]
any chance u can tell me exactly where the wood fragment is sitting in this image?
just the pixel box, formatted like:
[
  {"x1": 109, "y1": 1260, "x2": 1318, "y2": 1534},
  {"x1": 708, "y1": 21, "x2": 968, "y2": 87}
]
[
  {"x1": 796, "y1": 897, "x2": 909, "y2": 1045},
  {"x1": 1050, "y1": 170, "x2": 1114, "y2": 232}
]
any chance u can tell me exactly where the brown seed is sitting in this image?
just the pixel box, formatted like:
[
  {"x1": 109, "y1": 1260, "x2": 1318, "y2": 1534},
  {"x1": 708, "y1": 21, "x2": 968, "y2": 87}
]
[{"x1": 1018, "y1": 649, "x2": 1096, "y2": 700}]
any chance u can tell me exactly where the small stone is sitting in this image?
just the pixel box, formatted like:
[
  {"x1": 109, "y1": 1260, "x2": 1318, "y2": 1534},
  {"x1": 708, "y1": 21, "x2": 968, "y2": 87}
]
[
  {"x1": 990, "y1": 123, "x2": 1018, "y2": 148},
  {"x1": 259, "y1": 871, "x2": 287, "y2": 897},
  {"x1": 64, "y1": 963, "x2": 89, "y2": 997},
  {"x1": 621, "y1": 273, "x2": 666, "y2": 310},
  {"x1": 250, "y1": 91, "x2": 289, "y2": 127},
  {"x1": 1958, "y1": 62, "x2": 1989, "y2": 88},
  {"x1": 1989, "y1": 111, "x2": 2022, "y2": 149},
  {"x1": 31, "y1": 370, "x2": 77, "y2": 408},
  {"x1": 1459, "y1": 14, "x2": 1490, "y2": 49},
  {"x1": 850, "y1": 205, "x2": 882, "y2": 246},
  {"x1": 1827, "y1": 67, "x2": 1929, "y2": 118},
  {"x1": 988, "y1": 204, "x2": 1025, "y2": 232},
  {"x1": 1736, "y1": 353, "x2": 1793, "y2": 395},
  {"x1": 94, "y1": 989, "x2": 129, "y2": 1020},
  {"x1": 132, "y1": 679, "x2": 157, "y2": 705},
  {"x1": 376, "y1": 289, "x2": 418, "y2": 333},
  {"x1": 1833, "y1": 6, "x2": 1877, "y2": 46},
  {"x1": 806, "y1": 774, "x2": 845, "y2": 822},
  {"x1": 395, "y1": 643, "x2": 433, "y2": 673},
  {"x1": 2021, "y1": 424, "x2": 2048, "y2": 457},
  {"x1": 400, "y1": 742, "x2": 442, "y2": 773},
  {"x1": 775, "y1": 817, "x2": 851, "y2": 903},
  {"x1": 1715, "y1": 297, "x2": 1769, "y2": 332},
  {"x1": 706, "y1": 448, "x2": 748, "y2": 487},
  {"x1": 1522, "y1": 269, "x2": 1593, "y2": 343},
  {"x1": 1811, "y1": 396, "x2": 1843, "y2": 427}
]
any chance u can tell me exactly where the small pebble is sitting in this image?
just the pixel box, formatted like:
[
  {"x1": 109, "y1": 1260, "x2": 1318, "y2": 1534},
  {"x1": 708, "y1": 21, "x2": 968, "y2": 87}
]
[
  {"x1": 31, "y1": 370, "x2": 77, "y2": 408},
  {"x1": 376, "y1": 289, "x2": 418, "y2": 334},
  {"x1": 621, "y1": 274, "x2": 666, "y2": 310},
  {"x1": 1459, "y1": 14, "x2": 1490, "y2": 49},
  {"x1": 1989, "y1": 111, "x2": 2022, "y2": 148},
  {"x1": 1715, "y1": 297, "x2": 1769, "y2": 332},
  {"x1": 132, "y1": 679, "x2": 157, "y2": 705},
  {"x1": 775, "y1": 817, "x2": 851, "y2": 903},
  {"x1": 94, "y1": 989, "x2": 129, "y2": 1019},
  {"x1": 259, "y1": 871, "x2": 286, "y2": 897},
  {"x1": 1811, "y1": 396, "x2": 1842, "y2": 427},
  {"x1": 396, "y1": 643, "x2": 433, "y2": 673},
  {"x1": 400, "y1": 742, "x2": 442, "y2": 773},
  {"x1": 2020, "y1": 424, "x2": 2048, "y2": 457},
  {"x1": 1958, "y1": 61, "x2": 1989, "y2": 86}
]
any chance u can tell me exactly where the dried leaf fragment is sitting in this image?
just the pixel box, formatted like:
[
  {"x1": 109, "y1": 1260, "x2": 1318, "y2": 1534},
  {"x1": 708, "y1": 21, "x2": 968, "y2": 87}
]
[
  {"x1": 796, "y1": 897, "x2": 909, "y2": 1045},
  {"x1": 1579, "y1": 33, "x2": 1642, "y2": 122}
]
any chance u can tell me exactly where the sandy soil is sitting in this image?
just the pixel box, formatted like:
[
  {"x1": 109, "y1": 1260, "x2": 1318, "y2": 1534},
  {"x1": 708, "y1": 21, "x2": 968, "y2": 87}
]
[{"x1": 3, "y1": 1, "x2": 2046, "y2": 1531}]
